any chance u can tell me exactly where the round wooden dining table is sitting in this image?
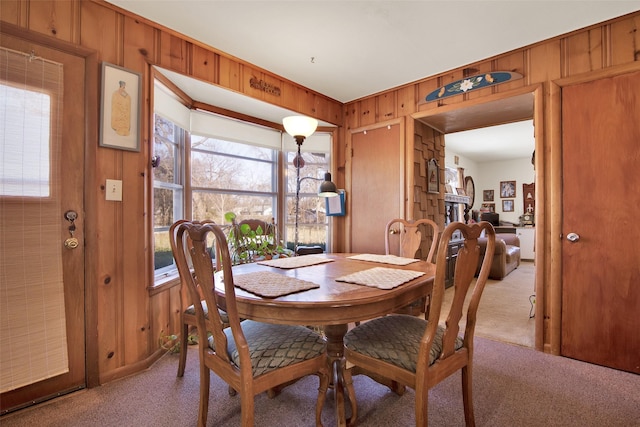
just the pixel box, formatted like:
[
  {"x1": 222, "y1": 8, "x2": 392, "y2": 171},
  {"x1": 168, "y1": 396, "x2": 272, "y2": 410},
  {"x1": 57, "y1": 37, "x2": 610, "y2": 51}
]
[{"x1": 214, "y1": 253, "x2": 436, "y2": 427}]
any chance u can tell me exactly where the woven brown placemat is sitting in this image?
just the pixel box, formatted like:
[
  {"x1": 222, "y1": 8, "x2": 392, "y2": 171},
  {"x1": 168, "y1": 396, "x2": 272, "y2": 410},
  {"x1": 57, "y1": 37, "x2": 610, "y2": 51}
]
[
  {"x1": 257, "y1": 255, "x2": 334, "y2": 269},
  {"x1": 335, "y1": 267, "x2": 425, "y2": 289},
  {"x1": 233, "y1": 271, "x2": 320, "y2": 298},
  {"x1": 348, "y1": 254, "x2": 420, "y2": 265}
]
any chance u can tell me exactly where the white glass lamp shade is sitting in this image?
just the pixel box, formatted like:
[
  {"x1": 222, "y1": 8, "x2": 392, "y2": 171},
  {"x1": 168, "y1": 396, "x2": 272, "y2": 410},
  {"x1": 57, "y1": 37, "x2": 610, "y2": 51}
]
[{"x1": 283, "y1": 116, "x2": 318, "y2": 138}]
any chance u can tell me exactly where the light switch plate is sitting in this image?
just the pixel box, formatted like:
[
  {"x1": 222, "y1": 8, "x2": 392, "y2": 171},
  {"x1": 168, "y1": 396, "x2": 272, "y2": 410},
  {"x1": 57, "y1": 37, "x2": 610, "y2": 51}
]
[{"x1": 106, "y1": 179, "x2": 123, "y2": 201}]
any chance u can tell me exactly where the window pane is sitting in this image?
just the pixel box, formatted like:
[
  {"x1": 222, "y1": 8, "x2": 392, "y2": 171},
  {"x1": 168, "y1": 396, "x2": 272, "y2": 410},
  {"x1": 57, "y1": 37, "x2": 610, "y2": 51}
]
[
  {"x1": 153, "y1": 115, "x2": 178, "y2": 184},
  {"x1": 1, "y1": 85, "x2": 51, "y2": 197},
  {"x1": 191, "y1": 151, "x2": 273, "y2": 191},
  {"x1": 193, "y1": 191, "x2": 275, "y2": 223},
  {"x1": 193, "y1": 135, "x2": 273, "y2": 159},
  {"x1": 154, "y1": 230, "x2": 173, "y2": 270},
  {"x1": 154, "y1": 187, "x2": 183, "y2": 228}
]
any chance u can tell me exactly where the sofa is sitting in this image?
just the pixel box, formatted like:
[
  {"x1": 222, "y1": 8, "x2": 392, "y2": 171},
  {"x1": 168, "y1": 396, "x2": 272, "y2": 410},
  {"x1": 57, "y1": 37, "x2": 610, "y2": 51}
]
[{"x1": 476, "y1": 233, "x2": 521, "y2": 280}]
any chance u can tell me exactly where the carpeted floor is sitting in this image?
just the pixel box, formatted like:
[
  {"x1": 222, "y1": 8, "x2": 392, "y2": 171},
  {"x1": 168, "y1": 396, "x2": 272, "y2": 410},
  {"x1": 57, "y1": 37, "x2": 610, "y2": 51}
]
[
  {"x1": 3, "y1": 335, "x2": 639, "y2": 427},
  {"x1": 441, "y1": 261, "x2": 536, "y2": 348}
]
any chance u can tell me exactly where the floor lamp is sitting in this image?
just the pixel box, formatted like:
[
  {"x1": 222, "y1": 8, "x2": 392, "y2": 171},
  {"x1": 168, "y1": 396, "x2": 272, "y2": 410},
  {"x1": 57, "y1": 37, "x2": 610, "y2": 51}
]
[{"x1": 283, "y1": 116, "x2": 338, "y2": 254}]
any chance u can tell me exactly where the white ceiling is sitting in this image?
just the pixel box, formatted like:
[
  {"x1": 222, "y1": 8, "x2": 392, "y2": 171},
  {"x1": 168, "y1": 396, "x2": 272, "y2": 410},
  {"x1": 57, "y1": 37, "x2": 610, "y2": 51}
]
[
  {"x1": 107, "y1": 1, "x2": 639, "y2": 103},
  {"x1": 108, "y1": 1, "x2": 638, "y2": 161},
  {"x1": 445, "y1": 120, "x2": 534, "y2": 162}
]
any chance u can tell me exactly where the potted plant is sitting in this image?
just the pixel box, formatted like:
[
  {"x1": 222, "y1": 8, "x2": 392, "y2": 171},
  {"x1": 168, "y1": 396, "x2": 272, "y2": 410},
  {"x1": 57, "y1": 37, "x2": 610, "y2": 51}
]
[{"x1": 224, "y1": 212, "x2": 291, "y2": 263}]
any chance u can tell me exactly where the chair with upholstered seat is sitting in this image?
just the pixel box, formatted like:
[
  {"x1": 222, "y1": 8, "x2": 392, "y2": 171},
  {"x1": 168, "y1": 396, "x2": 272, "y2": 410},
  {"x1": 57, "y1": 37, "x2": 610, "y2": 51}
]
[
  {"x1": 173, "y1": 220, "x2": 329, "y2": 427},
  {"x1": 386, "y1": 218, "x2": 440, "y2": 315},
  {"x1": 343, "y1": 221, "x2": 496, "y2": 427},
  {"x1": 169, "y1": 219, "x2": 230, "y2": 378}
]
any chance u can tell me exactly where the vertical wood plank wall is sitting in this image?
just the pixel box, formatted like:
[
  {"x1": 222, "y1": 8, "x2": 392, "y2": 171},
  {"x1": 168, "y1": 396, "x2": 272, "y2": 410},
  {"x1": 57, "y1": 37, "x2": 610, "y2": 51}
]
[{"x1": 1, "y1": 0, "x2": 638, "y2": 383}]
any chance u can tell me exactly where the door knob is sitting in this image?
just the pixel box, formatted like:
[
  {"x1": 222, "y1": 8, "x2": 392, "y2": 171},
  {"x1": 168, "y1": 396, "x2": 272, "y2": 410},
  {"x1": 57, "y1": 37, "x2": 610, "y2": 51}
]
[{"x1": 566, "y1": 232, "x2": 580, "y2": 242}]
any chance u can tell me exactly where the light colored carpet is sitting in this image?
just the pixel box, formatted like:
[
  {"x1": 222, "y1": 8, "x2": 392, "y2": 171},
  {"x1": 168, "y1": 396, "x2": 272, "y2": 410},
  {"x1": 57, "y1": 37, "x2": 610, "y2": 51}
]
[
  {"x1": 4, "y1": 336, "x2": 639, "y2": 427},
  {"x1": 440, "y1": 261, "x2": 536, "y2": 348}
]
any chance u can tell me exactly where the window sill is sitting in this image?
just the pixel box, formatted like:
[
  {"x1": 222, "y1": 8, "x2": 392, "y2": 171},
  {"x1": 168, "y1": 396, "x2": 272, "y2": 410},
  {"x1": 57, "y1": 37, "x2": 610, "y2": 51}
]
[{"x1": 149, "y1": 273, "x2": 180, "y2": 296}]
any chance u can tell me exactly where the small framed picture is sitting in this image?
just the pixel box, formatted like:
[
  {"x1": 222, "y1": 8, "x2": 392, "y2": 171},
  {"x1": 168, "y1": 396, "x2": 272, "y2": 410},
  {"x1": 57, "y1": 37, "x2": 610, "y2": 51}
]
[
  {"x1": 427, "y1": 159, "x2": 439, "y2": 193},
  {"x1": 502, "y1": 199, "x2": 514, "y2": 212},
  {"x1": 99, "y1": 62, "x2": 142, "y2": 151},
  {"x1": 481, "y1": 203, "x2": 495, "y2": 213},
  {"x1": 500, "y1": 180, "x2": 516, "y2": 198},
  {"x1": 456, "y1": 188, "x2": 466, "y2": 196},
  {"x1": 483, "y1": 189, "x2": 494, "y2": 201}
]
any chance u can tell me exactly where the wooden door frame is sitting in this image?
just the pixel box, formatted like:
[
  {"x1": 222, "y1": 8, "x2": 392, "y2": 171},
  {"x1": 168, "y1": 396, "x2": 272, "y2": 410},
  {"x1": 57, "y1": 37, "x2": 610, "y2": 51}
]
[
  {"x1": 0, "y1": 23, "x2": 100, "y2": 388},
  {"x1": 345, "y1": 118, "x2": 405, "y2": 253},
  {"x1": 550, "y1": 61, "x2": 640, "y2": 355},
  {"x1": 412, "y1": 84, "x2": 545, "y2": 351}
]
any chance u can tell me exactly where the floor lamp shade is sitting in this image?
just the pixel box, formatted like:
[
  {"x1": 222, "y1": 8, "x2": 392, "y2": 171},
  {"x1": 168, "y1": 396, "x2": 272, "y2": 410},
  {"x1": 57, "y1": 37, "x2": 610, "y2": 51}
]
[{"x1": 283, "y1": 116, "x2": 318, "y2": 140}]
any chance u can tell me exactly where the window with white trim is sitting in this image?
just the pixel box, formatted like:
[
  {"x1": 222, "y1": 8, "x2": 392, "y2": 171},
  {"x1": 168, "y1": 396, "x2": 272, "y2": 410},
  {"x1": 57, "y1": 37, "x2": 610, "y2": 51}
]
[{"x1": 152, "y1": 79, "x2": 332, "y2": 282}]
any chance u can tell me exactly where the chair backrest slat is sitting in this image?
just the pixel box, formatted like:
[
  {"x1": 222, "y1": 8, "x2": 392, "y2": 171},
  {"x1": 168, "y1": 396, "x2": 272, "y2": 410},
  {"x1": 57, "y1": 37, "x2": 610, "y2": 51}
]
[
  {"x1": 385, "y1": 218, "x2": 440, "y2": 262},
  {"x1": 424, "y1": 221, "x2": 495, "y2": 361}
]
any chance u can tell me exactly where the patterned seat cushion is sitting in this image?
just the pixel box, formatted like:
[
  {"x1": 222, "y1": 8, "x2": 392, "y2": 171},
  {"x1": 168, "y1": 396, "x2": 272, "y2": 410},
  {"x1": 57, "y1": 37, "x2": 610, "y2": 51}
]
[
  {"x1": 344, "y1": 314, "x2": 463, "y2": 373},
  {"x1": 185, "y1": 301, "x2": 230, "y2": 324},
  {"x1": 208, "y1": 320, "x2": 326, "y2": 377}
]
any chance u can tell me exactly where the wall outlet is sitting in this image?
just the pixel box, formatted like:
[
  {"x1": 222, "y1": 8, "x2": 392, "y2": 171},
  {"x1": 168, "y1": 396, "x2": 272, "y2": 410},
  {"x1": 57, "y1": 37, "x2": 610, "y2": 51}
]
[{"x1": 106, "y1": 179, "x2": 123, "y2": 201}]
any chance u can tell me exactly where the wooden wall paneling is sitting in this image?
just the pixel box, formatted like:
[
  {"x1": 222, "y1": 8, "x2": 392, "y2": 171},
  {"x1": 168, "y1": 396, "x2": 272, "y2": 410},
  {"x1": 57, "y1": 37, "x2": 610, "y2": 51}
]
[
  {"x1": 28, "y1": 0, "x2": 75, "y2": 42},
  {"x1": 415, "y1": 78, "x2": 439, "y2": 113},
  {"x1": 493, "y1": 51, "x2": 527, "y2": 92},
  {"x1": 96, "y1": 169, "x2": 124, "y2": 377},
  {"x1": 191, "y1": 44, "x2": 218, "y2": 83},
  {"x1": 123, "y1": 16, "x2": 156, "y2": 69},
  {"x1": 326, "y1": 98, "x2": 343, "y2": 126},
  {"x1": 279, "y1": 80, "x2": 298, "y2": 113},
  {"x1": 344, "y1": 103, "x2": 360, "y2": 131},
  {"x1": 396, "y1": 85, "x2": 416, "y2": 117},
  {"x1": 121, "y1": 151, "x2": 149, "y2": 363},
  {"x1": 358, "y1": 97, "x2": 376, "y2": 127},
  {"x1": 122, "y1": 16, "x2": 154, "y2": 363},
  {"x1": 610, "y1": 15, "x2": 640, "y2": 66},
  {"x1": 80, "y1": 1, "x2": 119, "y2": 62},
  {"x1": 294, "y1": 86, "x2": 317, "y2": 119},
  {"x1": 150, "y1": 290, "x2": 172, "y2": 358},
  {"x1": 0, "y1": 0, "x2": 26, "y2": 27},
  {"x1": 527, "y1": 40, "x2": 562, "y2": 85},
  {"x1": 564, "y1": 30, "x2": 603, "y2": 76},
  {"x1": 376, "y1": 91, "x2": 396, "y2": 122},
  {"x1": 218, "y1": 55, "x2": 241, "y2": 91},
  {"x1": 159, "y1": 32, "x2": 188, "y2": 73}
]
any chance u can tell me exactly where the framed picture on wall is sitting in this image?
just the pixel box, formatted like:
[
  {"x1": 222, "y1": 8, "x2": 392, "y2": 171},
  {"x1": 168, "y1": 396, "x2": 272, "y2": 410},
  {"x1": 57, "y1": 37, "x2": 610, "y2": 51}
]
[
  {"x1": 427, "y1": 159, "x2": 439, "y2": 193},
  {"x1": 502, "y1": 199, "x2": 514, "y2": 212},
  {"x1": 483, "y1": 189, "x2": 494, "y2": 201},
  {"x1": 481, "y1": 203, "x2": 495, "y2": 213},
  {"x1": 99, "y1": 62, "x2": 142, "y2": 152},
  {"x1": 500, "y1": 180, "x2": 516, "y2": 198}
]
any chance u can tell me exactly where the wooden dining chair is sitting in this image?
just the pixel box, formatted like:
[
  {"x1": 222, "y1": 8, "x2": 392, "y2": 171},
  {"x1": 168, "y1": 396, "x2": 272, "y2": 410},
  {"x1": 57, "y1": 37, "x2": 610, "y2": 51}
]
[
  {"x1": 386, "y1": 218, "x2": 440, "y2": 315},
  {"x1": 169, "y1": 219, "x2": 231, "y2": 378},
  {"x1": 343, "y1": 221, "x2": 496, "y2": 427},
  {"x1": 174, "y1": 220, "x2": 329, "y2": 427},
  {"x1": 385, "y1": 218, "x2": 440, "y2": 262}
]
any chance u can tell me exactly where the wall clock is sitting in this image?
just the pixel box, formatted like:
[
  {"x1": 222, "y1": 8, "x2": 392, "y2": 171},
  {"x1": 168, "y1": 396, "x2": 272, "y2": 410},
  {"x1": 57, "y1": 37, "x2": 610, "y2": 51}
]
[{"x1": 464, "y1": 176, "x2": 475, "y2": 207}]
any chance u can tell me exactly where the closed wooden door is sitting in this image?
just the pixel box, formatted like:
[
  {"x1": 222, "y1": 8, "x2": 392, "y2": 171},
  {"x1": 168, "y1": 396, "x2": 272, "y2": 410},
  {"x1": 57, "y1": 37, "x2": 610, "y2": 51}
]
[
  {"x1": 1, "y1": 33, "x2": 86, "y2": 412},
  {"x1": 561, "y1": 71, "x2": 640, "y2": 373},
  {"x1": 350, "y1": 125, "x2": 401, "y2": 254}
]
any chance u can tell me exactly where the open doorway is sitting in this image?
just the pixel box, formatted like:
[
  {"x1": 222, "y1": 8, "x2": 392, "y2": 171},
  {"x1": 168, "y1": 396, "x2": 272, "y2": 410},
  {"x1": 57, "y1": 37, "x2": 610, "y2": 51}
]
[
  {"x1": 444, "y1": 122, "x2": 535, "y2": 348},
  {"x1": 414, "y1": 89, "x2": 538, "y2": 348}
]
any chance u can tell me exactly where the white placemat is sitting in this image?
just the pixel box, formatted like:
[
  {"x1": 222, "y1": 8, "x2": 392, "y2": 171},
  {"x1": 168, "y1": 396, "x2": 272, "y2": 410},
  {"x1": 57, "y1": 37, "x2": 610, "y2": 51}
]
[
  {"x1": 335, "y1": 267, "x2": 425, "y2": 289},
  {"x1": 348, "y1": 253, "x2": 420, "y2": 266},
  {"x1": 258, "y1": 255, "x2": 334, "y2": 269},
  {"x1": 233, "y1": 271, "x2": 320, "y2": 298}
]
